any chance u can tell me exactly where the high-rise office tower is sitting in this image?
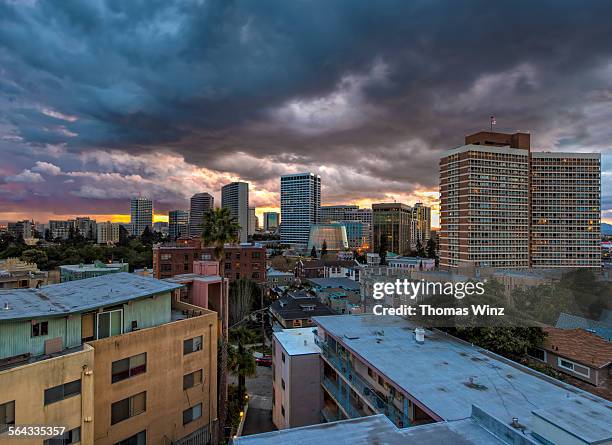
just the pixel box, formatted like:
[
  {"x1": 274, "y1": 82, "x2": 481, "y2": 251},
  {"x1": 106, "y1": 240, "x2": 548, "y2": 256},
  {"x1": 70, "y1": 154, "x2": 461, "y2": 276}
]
[
  {"x1": 263, "y1": 212, "x2": 280, "y2": 231},
  {"x1": 320, "y1": 205, "x2": 359, "y2": 223},
  {"x1": 439, "y1": 131, "x2": 601, "y2": 270},
  {"x1": 280, "y1": 172, "x2": 321, "y2": 249},
  {"x1": 221, "y1": 182, "x2": 249, "y2": 243},
  {"x1": 248, "y1": 207, "x2": 258, "y2": 236},
  {"x1": 411, "y1": 203, "x2": 431, "y2": 249},
  {"x1": 169, "y1": 209, "x2": 190, "y2": 240},
  {"x1": 189, "y1": 192, "x2": 214, "y2": 238},
  {"x1": 530, "y1": 152, "x2": 601, "y2": 268},
  {"x1": 372, "y1": 203, "x2": 412, "y2": 256},
  {"x1": 130, "y1": 197, "x2": 153, "y2": 236}
]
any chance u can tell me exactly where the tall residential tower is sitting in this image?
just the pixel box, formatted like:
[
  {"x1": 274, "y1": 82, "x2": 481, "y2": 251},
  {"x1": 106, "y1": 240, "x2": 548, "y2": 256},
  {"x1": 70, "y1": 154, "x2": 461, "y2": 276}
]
[{"x1": 439, "y1": 131, "x2": 600, "y2": 271}]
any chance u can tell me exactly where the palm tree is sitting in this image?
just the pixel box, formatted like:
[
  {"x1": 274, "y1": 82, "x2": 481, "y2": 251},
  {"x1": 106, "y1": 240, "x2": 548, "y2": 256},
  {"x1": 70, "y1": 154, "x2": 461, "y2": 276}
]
[
  {"x1": 228, "y1": 326, "x2": 258, "y2": 398},
  {"x1": 202, "y1": 207, "x2": 240, "y2": 443}
]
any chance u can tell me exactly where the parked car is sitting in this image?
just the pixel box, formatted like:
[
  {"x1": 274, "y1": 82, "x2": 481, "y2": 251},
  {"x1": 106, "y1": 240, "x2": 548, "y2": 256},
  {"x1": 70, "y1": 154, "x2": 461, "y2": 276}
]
[{"x1": 253, "y1": 352, "x2": 272, "y2": 367}]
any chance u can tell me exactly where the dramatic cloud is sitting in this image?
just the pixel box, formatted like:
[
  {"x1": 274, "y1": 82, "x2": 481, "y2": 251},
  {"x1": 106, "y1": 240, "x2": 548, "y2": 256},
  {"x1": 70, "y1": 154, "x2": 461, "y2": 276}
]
[{"x1": 0, "y1": 0, "x2": 611, "y2": 223}]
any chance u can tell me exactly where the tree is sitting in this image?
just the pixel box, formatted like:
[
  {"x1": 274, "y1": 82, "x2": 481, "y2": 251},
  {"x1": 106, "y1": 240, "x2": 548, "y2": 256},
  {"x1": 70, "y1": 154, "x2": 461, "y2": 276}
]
[
  {"x1": 21, "y1": 249, "x2": 48, "y2": 269},
  {"x1": 321, "y1": 239, "x2": 328, "y2": 257},
  {"x1": 310, "y1": 245, "x2": 317, "y2": 258},
  {"x1": 228, "y1": 327, "x2": 258, "y2": 399},
  {"x1": 140, "y1": 226, "x2": 155, "y2": 245},
  {"x1": 415, "y1": 240, "x2": 426, "y2": 257},
  {"x1": 201, "y1": 207, "x2": 240, "y2": 443},
  {"x1": 452, "y1": 327, "x2": 547, "y2": 358},
  {"x1": 229, "y1": 278, "x2": 255, "y2": 326},
  {"x1": 426, "y1": 237, "x2": 437, "y2": 259}
]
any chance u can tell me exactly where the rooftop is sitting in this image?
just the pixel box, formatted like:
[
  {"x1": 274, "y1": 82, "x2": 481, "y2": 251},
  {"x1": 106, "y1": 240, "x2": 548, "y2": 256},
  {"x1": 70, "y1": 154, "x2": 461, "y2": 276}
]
[
  {"x1": 270, "y1": 293, "x2": 334, "y2": 321},
  {"x1": 235, "y1": 413, "x2": 516, "y2": 445},
  {"x1": 273, "y1": 327, "x2": 320, "y2": 356},
  {"x1": 165, "y1": 273, "x2": 223, "y2": 283},
  {"x1": 308, "y1": 277, "x2": 360, "y2": 292},
  {"x1": 313, "y1": 315, "x2": 612, "y2": 440},
  {"x1": 266, "y1": 267, "x2": 294, "y2": 277},
  {"x1": 59, "y1": 262, "x2": 127, "y2": 273},
  {"x1": 556, "y1": 312, "x2": 612, "y2": 341},
  {"x1": 542, "y1": 327, "x2": 612, "y2": 369},
  {"x1": 0, "y1": 273, "x2": 181, "y2": 321}
]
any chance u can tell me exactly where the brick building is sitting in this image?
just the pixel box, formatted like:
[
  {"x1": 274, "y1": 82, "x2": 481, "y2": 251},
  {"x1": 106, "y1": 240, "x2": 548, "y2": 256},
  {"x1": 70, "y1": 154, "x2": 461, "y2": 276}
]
[{"x1": 153, "y1": 238, "x2": 266, "y2": 284}]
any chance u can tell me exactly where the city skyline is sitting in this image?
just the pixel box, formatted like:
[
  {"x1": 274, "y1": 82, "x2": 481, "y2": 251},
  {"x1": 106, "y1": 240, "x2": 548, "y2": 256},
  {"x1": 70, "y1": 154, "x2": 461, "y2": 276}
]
[{"x1": 1, "y1": 2, "x2": 612, "y2": 226}]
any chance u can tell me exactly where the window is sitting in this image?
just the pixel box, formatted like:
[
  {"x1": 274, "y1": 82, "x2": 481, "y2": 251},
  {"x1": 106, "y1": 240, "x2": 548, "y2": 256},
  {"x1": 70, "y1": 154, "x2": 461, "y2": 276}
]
[
  {"x1": 112, "y1": 353, "x2": 147, "y2": 383},
  {"x1": 281, "y1": 405, "x2": 285, "y2": 417},
  {"x1": 161, "y1": 264, "x2": 172, "y2": 272},
  {"x1": 183, "y1": 369, "x2": 203, "y2": 390},
  {"x1": 367, "y1": 367, "x2": 373, "y2": 378},
  {"x1": 0, "y1": 401, "x2": 15, "y2": 433},
  {"x1": 378, "y1": 375, "x2": 384, "y2": 386},
  {"x1": 160, "y1": 254, "x2": 171, "y2": 260},
  {"x1": 183, "y1": 336, "x2": 203, "y2": 355},
  {"x1": 111, "y1": 392, "x2": 146, "y2": 425},
  {"x1": 281, "y1": 379, "x2": 285, "y2": 390},
  {"x1": 115, "y1": 430, "x2": 146, "y2": 445},
  {"x1": 182, "y1": 403, "x2": 202, "y2": 425},
  {"x1": 32, "y1": 321, "x2": 49, "y2": 337},
  {"x1": 281, "y1": 352, "x2": 285, "y2": 363},
  {"x1": 183, "y1": 263, "x2": 189, "y2": 272},
  {"x1": 44, "y1": 427, "x2": 80, "y2": 445},
  {"x1": 527, "y1": 348, "x2": 546, "y2": 362},
  {"x1": 44, "y1": 380, "x2": 81, "y2": 405},
  {"x1": 558, "y1": 358, "x2": 590, "y2": 378},
  {"x1": 97, "y1": 309, "x2": 123, "y2": 339}
]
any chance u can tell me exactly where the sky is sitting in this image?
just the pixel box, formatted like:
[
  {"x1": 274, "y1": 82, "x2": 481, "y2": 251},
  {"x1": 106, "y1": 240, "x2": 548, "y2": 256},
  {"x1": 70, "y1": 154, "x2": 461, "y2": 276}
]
[{"x1": 1, "y1": 0, "x2": 611, "y2": 228}]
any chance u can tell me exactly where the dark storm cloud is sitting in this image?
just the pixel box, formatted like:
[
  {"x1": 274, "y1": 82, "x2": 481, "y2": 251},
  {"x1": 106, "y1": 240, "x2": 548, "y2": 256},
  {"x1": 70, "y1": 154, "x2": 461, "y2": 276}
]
[{"x1": 1, "y1": 0, "x2": 612, "y2": 216}]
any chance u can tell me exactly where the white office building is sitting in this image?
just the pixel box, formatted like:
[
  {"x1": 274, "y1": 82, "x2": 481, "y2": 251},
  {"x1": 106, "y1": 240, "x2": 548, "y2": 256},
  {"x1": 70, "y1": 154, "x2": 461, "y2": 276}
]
[
  {"x1": 280, "y1": 173, "x2": 321, "y2": 249},
  {"x1": 221, "y1": 182, "x2": 249, "y2": 243},
  {"x1": 130, "y1": 197, "x2": 153, "y2": 236}
]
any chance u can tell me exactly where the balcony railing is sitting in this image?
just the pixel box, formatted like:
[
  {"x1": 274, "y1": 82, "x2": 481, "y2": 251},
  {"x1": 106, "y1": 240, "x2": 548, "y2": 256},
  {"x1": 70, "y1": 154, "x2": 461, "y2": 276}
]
[
  {"x1": 321, "y1": 376, "x2": 361, "y2": 418},
  {"x1": 316, "y1": 337, "x2": 410, "y2": 427}
]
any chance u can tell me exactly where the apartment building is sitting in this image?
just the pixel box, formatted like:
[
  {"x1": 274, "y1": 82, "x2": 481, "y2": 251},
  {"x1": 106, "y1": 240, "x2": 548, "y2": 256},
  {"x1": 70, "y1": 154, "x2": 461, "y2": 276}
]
[
  {"x1": 153, "y1": 239, "x2": 267, "y2": 284},
  {"x1": 410, "y1": 203, "x2": 431, "y2": 249},
  {"x1": 312, "y1": 315, "x2": 611, "y2": 444},
  {"x1": 0, "y1": 273, "x2": 217, "y2": 445},
  {"x1": 271, "y1": 328, "x2": 321, "y2": 429},
  {"x1": 97, "y1": 221, "x2": 120, "y2": 244},
  {"x1": 530, "y1": 152, "x2": 601, "y2": 268},
  {"x1": 262, "y1": 212, "x2": 279, "y2": 231},
  {"x1": 439, "y1": 131, "x2": 601, "y2": 271},
  {"x1": 0, "y1": 258, "x2": 48, "y2": 289}
]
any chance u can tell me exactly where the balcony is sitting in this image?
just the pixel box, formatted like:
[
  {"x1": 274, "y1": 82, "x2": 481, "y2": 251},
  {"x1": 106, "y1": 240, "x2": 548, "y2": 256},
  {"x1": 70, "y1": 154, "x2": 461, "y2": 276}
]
[
  {"x1": 316, "y1": 337, "x2": 410, "y2": 427},
  {"x1": 321, "y1": 375, "x2": 362, "y2": 418}
]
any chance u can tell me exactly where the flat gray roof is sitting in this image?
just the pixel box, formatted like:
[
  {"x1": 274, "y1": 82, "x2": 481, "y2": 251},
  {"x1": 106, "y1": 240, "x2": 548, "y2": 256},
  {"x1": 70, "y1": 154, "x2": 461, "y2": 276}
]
[
  {"x1": 0, "y1": 273, "x2": 181, "y2": 321},
  {"x1": 313, "y1": 315, "x2": 612, "y2": 440},
  {"x1": 308, "y1": 277, "x2": 360, "y2": 292},
  {"x1": 59, "y1": 262, "x2": 126, "y2": 273},
  {"x1": 235, "y1": 414, "x2": 512, "y2": 445},
  {"x1": 273, "y1": 327, "x2": 319, "y2": 356}
]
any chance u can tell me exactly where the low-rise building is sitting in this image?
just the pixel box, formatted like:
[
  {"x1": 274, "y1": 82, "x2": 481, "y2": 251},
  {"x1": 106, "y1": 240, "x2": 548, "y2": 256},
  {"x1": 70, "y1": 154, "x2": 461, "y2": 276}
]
[
  {"x1": 59, "y1": 261, "x2": 129, "y2": 282},
  {"x1": 0, "y1": 273, "x2": 218, "y2": 445},
  {"x1": 387, "y1": 256, "x2": 435, "y2": 271},
  {"x1": 312, "y1": 315, "x2": 612, "y2": 444},
  {"x1": 529, "y1": 327, "x2": 612, "y2": 394},
  {"x1": 0, "y1": 258, "x2": 48, "y2": 289},
  {"x1": 295, "y1": 259, "x2": 358, "y2": 279},
  {"x1": 266, "y1": 267, "x2": 295, "y2": 287},
  {"x1": 153, "y1": 239, "x2": 266, "y2": 284},
  {"x1": 271, "y1": 328, "x2": 320, "y2": 429},
  {"x1": 269, "y1": 290, "x2": 334, "y2": 329}
]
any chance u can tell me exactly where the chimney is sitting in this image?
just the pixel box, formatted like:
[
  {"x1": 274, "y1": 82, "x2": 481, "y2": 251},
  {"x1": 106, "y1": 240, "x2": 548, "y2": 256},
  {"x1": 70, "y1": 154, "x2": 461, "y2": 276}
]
[{"x1": 415, "y1": 327, "x2": 425, "y2": 344}]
